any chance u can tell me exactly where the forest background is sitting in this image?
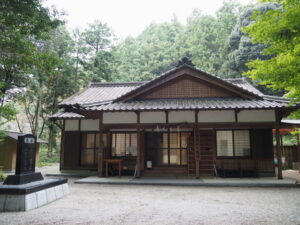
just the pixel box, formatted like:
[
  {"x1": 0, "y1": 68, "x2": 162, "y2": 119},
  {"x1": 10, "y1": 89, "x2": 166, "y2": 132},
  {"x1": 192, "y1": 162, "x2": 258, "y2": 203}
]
[{"x1": 1, "y1": 0, "x2": 299, "y2": 161}]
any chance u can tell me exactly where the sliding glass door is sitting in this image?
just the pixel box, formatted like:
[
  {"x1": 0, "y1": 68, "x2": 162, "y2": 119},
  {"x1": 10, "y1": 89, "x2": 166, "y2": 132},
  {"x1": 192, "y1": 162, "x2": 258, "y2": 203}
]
[{"x1": 146, "y1": 132, "x2": 190, "y2": 166}]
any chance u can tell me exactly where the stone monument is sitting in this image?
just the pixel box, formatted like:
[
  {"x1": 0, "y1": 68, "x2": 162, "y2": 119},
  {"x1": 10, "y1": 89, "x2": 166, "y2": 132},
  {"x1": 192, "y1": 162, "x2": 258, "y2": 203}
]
[
  {"x1": 4, "y1": 134, "x2": 43, "y2": 185},
  {"x1": 0, "y1": 134, "x2": 69, "y2": 211}
]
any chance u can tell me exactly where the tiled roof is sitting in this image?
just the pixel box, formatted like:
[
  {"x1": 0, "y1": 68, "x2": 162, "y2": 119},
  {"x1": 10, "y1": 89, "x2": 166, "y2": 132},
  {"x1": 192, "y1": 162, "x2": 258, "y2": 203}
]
[
  {"x1": 59, "y1": 82, "x2": 144, "y2": 106},
  {"x1": 83, "y1": 97, "x2": 292, "y2": 112},
  {"x1": 225, "y1": 78, "x2": 263, "y2": 96},
  {"x1": 49, "y1": 111, "x2": 85, "y2": 119},
  {"x1": 58, "y1": 78, "x2": 262, "y2": 108},
  {"x1": 114, "y1": 65, "x2": 261, "y2": 101},
  {"x1": 6, "y1": 131, "x2": 47, "y2": 143},
  {"x1": 52, "y1": 64, "x2": 298, "y2": 119},
  {"x1": 281, "y1": 119, "x2": 300, "y2": 125}
]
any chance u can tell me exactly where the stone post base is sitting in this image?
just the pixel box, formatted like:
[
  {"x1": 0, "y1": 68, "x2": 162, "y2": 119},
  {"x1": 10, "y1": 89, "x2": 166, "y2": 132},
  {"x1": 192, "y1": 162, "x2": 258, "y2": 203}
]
[{"x1": 0, "y1": 178, "x2": 69, "y2": 211}]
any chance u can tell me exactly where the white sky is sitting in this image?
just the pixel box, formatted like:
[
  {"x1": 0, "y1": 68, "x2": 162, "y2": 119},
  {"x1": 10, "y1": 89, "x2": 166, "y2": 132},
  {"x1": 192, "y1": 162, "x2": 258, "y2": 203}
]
[{"x1": 44, "y1": 0, "x2": 256, "y2": 39}]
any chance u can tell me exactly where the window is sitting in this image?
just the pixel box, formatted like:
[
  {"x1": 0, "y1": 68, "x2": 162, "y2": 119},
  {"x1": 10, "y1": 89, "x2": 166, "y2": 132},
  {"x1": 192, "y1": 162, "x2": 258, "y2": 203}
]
[
  {"x1": 111, "y1": 133, "x2": 137, "y2": 157},
  {"x1": 158, "y1": 132, "x2": 189, "y2": 166},
  {"x1": 81, "y1": 133, "x2": 107, "y2": 166},
  {"x1": 216, "y1": 130, "x2": 250, "y2": 157},
  {"x1": 234, "y1": 130, "x2": 251, "y2": 156}
]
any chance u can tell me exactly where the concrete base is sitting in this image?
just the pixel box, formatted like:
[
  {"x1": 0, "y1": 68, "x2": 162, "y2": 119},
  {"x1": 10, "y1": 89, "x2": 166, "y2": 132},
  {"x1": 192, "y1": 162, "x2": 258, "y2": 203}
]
[
  {"x1": 75, "y1": 176, "x2": 298, "y2": 187},
  {"x1": 0, "y1": 178, "x2": 69, "y2": 211}
]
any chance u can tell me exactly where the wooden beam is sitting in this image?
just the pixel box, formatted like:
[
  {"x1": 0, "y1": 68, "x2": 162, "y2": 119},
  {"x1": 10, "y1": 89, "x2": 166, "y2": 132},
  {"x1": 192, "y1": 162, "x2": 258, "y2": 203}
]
[
  {"x1": 280, "y1": 134, "x2": 284, "y2": 164},
  {"x1": 275, "y1": 111, "x2": 283, "y2": 179},
  {"x1": 136, "y1": 111, "x2": 141, "y2": 177},
  {"x1": 98, "y1": 112, "x2": 104, "y2": 177},
  {"x1": 234, "y1": 110, "x2": 239, "y2": 123},
  {"x1": 60, "y1": 120, "x2": 65, "y2": 171},
  {"x1": 195, "y1": 110, "x2": 200, "y2": 178},
  {"x1": 101, "y1": 122, "x2": 276, "y2": 129},
  {"x1": 166, "y1": 111, "x2": 170, "y2": 166}
]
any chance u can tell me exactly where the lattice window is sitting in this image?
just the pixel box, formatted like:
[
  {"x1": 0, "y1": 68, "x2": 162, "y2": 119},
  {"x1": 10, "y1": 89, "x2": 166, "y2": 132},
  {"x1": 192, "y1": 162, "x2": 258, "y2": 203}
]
[
  {"x1": 217, "y1": 131, "x2": 234, "y2": 156},
  {"x1": 111, "y1": 133, "x2": 137, "y2": 157},
  {"x1": 234, "y1": 130, "x2": 251, "y2": 156},
  {"x1": 217, "y1": 130, "x2": 251, "y2": 157},
  {"x1": 81, "y1": 133, "x2": 107, "y2": 166}
]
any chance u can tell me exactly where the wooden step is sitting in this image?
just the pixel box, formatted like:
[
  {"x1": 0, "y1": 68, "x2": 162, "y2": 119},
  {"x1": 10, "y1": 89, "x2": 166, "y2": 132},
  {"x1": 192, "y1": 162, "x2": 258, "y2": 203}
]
[{"x1": 143, "y1": 166, "x2": 188, "y2": 176}]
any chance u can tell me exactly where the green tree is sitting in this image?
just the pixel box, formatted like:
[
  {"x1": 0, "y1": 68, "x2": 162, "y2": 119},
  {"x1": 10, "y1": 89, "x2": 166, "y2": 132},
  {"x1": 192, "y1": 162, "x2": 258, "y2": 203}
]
[
  {"x1": 220, "y1": 2, "x2": 280, "y2": 78},
  {"x1": 178, "y1": 1, "x2": 241, "y2": 76},
  {"x1": 0, "y1": 0, "x2": 60, "y2": 140},
  {"x1": 244, "y1": 0, "x2": 300, "y2": 103},
  {"x1": 114, "y1": 1, "x2": 240, "y2": 81},
  {"x1": 18, "y1": 25, "x2": 82, "y2": 155},
  {"x1": 81, "y1": 21, "x2": 117, "y2": 82},
  {"x1": 115, "y1": 16, "x2": 183, "y2": 81}
]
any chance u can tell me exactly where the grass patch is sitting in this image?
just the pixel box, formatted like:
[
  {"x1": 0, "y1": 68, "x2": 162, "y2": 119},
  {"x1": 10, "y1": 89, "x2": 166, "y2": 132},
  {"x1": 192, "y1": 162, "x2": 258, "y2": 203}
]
[
  {"x1": 0, "y1": 166, "x2": 6, "y2": 181},
  {"x1": 38, "y1": 149, "x2": 60, "y2": 167}
]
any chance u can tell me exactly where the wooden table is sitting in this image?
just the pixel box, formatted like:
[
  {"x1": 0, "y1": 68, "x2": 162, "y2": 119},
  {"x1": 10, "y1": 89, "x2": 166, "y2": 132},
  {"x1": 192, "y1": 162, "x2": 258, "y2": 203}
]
[{"x1": 104, "y1": 159, "x2": 123, "y2": 177}]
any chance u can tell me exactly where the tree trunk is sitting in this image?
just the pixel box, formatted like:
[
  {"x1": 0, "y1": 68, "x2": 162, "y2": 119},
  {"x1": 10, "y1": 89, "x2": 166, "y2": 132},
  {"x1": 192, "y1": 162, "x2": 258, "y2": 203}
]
[{"x1": 48, "y1": 124, "x2": 54, "y2": 157}]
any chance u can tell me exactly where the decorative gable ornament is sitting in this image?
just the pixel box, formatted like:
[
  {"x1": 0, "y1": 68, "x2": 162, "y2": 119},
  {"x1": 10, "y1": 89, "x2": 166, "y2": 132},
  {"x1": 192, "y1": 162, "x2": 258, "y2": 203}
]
[{"x1": 176, "y1": 56, "x2": 195, "y2": 67}]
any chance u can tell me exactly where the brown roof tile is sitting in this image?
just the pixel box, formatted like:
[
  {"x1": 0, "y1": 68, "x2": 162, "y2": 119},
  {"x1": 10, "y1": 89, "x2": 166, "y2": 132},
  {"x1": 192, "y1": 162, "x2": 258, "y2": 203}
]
[
  {"x1": 114, "y1": 65, "x2": 262, "y2": 101},
  {"x1": 83, "y1": 97, "x2": 292, "y2": 112},
  {"x1": 59, "y1": 82, "x2": 144, "y2": 106},
  {"x1": 49, "y1": 111, "x2": 85, "y2": 119},
  {"x1": 6, "y1": 131, "x2": 47, "y2": 143}
]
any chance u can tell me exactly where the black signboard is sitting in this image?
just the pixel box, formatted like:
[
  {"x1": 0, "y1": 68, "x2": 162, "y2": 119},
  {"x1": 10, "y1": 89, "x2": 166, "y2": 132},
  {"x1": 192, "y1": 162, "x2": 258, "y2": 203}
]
[
  {"x1": 4, "y1": 134, "x2": 43, "y2": 185},
  {"x1": 16, "y1": 134, "x2": 37, "y2": 174}
]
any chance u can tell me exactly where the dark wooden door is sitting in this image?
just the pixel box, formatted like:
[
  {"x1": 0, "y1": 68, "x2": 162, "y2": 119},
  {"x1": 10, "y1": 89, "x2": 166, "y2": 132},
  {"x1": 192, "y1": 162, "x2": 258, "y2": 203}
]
[
  {"x1": 145, "y1": 132, "x2": 160, "y2": 166},
  {"x1": 199, "y1": 130, "x2": 214, "y2": 176},
  {"x1": 63, "y1": 131, "x2": 81, "y2": 169}
]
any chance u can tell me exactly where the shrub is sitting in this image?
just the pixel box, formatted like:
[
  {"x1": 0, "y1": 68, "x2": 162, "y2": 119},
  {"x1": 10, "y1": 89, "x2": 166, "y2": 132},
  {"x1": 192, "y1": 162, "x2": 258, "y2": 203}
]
[
  {"x1": 38, "y1": 148, "x2": 60, "y2": 167},
  {"x1": 0, "y1": 166, "x2": 6, "y2": 181}
]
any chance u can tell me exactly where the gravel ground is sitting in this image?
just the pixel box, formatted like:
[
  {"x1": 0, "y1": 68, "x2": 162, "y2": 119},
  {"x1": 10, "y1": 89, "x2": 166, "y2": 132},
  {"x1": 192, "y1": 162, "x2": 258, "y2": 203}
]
[{"x1": 0, "y1": 178, "x2": 300, "y2": 225}]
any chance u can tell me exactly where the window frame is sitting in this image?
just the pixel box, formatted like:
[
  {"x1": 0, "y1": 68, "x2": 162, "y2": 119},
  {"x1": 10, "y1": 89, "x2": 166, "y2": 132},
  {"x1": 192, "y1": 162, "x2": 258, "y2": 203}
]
[
  {"x1": 159, "y1": 131, "x2": 190, "y2": 166},
  {"x1": 80, "y1": 132, "x2": 99, "y2": 167},
  {"x1": 216, "y1": 129, "x2": 252, "y2": 158},
  {"x1": 111, "y1": 131, "x2": 138, "y2": 158}
]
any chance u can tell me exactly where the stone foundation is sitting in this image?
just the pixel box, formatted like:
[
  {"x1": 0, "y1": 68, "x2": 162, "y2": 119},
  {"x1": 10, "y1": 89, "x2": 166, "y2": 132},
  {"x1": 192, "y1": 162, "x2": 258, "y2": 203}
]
[{"x1": 0, "y1": 179, "x2": 69, "y2": 211}]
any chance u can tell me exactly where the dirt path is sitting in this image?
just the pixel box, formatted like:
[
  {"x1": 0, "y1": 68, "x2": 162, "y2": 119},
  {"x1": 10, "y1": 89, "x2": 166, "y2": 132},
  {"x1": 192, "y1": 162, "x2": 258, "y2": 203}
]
[{"x1": 0, "y1": 178, "x2": 300, "y2": 225}]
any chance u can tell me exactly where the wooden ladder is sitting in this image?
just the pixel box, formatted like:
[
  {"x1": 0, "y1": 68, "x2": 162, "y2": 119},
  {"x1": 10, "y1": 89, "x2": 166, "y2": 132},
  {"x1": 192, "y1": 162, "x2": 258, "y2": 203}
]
[
  {"x1": 199, "y1": 130, "x2": 214, "y2": 177},
  {"x1": 188, "y1": 130, "x2": 214, "y2": 177}
]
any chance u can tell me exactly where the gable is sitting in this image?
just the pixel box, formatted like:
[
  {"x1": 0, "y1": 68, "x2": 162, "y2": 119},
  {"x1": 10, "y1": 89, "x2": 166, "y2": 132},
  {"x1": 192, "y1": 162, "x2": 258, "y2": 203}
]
[
  {"x1": 139, "y1": 75, "x2": 236, "y2": 99},
  {"x1": 117, "y1": 65, "x2": 260, "y2": 102}
]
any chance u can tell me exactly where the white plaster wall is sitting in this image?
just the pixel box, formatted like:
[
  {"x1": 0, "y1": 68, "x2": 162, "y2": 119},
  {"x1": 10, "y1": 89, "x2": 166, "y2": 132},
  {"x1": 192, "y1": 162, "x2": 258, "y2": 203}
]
[
  {"x1": 103, "y1": 112, "x2": 137, "y2": 124},
  {"x1": 65, "y1": 120, "x2": 79, "y2": 131},
  {"x1": 81, "y1": 119, "x2": 99, "y2": 131},
  {"x1": 169, "y1": 111, "x2": 195, "y2": 123},
  {"x1": 140, "y1": 111, "x2": 166, "y2": 123},
  {"x1": 237, "y1": 110, "x2": 276, "y2": 122},
  {"x1": 198, "y1": 110, "x2": 235, "y2": 123}
]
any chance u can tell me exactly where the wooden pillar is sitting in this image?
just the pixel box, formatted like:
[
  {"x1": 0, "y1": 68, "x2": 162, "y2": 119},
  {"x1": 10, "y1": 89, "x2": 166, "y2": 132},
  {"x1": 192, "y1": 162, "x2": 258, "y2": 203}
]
[
  {"x1": 98, "y1": 112, "x2": 104, "y2": 177},
  {"x1": 195, "y1": 110, "x2": 200, "y2": 178},
  {"x1": 136, "y1": 111, "x2": 141, "y2": 177},
  {"x1": 165, "y1": 111, "x2": 170, "y2": 166},
  {"x1": 60, "y1": 120, "x2": 65, "y2": 171},
  {"x1": 280, "y1": 134, "x2": 284, "y2": 162},
  {"x1": 166, "y1": 111, "x2": 170, "y2": 165},
  {"x1": 297, "y1": 134, "x2": 300, "y2": 173},
  {"x1": 275, "y1": 111, "x2": 283, "y2": 179}
]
